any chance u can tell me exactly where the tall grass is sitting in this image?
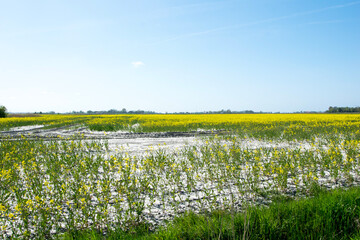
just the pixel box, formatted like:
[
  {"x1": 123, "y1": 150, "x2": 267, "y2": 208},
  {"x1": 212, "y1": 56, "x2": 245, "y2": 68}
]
[
  {"x1": 1, "y1": 133, "x2": 360, "y2": 238},
  {"x1": 58, "y1": 187, "x2": 360, "y2": 239},
  {"x1": 156, "y1": 187, "x2": 360, "y2": 239}
]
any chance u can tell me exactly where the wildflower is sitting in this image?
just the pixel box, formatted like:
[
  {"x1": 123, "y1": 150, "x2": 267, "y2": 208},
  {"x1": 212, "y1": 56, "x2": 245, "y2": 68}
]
[{"x1": 0, "y1": 203, "x2": 6, "y2": 212}]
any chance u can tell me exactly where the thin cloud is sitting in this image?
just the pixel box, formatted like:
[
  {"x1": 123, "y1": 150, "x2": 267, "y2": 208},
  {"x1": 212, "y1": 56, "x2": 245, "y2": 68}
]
[
  {"x1": 131, "y1": 61, "x2": 144, "y2": 68},
  {"x1": 152, "y1": 1, "x2": 360, "y2": 44},
  {"x1": 305, "y1": 20, "x2": 344, "y2": 25}
]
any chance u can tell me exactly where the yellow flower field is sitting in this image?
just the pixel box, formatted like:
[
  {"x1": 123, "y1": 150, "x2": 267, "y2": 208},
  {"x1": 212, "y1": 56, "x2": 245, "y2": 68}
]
[{"x1": 1, "y1": 113, "x2": 360, "y2": 139}]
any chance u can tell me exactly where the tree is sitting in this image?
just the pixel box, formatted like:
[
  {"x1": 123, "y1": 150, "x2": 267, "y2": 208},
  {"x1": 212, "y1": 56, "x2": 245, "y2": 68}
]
[
  {"x1": 327, "y1": 106, "x2": 360, "y2": 113},
  {"x1": 0, "y1": 105, "x2": 8, "y2": 118}
]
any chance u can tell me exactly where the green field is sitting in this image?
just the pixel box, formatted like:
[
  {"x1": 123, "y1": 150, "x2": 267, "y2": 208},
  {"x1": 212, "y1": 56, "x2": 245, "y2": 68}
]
[{"x1": 1, "y1": 114, "x2": 360, "y2": 239}]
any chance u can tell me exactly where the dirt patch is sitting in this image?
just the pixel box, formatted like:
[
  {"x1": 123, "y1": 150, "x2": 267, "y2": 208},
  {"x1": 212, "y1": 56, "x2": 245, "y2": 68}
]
[{"x1": 0, "y1": 125, "x2": 227, "y2": 140}]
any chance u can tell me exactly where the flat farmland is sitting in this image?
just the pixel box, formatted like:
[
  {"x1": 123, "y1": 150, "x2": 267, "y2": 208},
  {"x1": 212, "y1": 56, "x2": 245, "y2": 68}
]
[{"x1": 1, "y1": 114, "x2": 360, "y2": 238}]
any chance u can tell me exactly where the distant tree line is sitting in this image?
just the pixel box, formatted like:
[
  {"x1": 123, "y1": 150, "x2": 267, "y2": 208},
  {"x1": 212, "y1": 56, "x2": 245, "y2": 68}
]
[
  {"x1": 81, "y1": 109, "x2": 259, "y2": 115},
  {"x1": 69, "y1": 108, "x2": 156, "y2": 115},
  {"x1": 34, "y1": 111, "x2": 57, "y2": 114},
  {"x1": 34, "y1": 109, "x2": 269, "y2": 115},
  {"x1": 172, "y1": 110, "x2": 258, "y2": 114},
  {"x1": 326, "y1": 106, "x2": 360, "y2": 113}
]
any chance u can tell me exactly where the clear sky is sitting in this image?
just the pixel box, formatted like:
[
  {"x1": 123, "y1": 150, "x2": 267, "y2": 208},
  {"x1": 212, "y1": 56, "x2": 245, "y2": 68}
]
[{"x1": 0, "y1": 0, "x2": 359, "y2": 113}]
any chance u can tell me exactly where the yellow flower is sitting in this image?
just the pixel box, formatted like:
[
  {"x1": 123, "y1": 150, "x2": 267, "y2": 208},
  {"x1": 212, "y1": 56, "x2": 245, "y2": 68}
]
[{"x1": 0, "y1": 203, "x2": 6, "y2": 212}]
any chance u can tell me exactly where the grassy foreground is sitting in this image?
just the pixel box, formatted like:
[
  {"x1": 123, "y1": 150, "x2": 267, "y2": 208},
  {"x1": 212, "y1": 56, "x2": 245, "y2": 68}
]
[
  {"x1": 2, "y1": 134, "x2": 360, "y2": 239},
  {"x1": 59, "y1": 186, "x2": 360, "y2": 240}
]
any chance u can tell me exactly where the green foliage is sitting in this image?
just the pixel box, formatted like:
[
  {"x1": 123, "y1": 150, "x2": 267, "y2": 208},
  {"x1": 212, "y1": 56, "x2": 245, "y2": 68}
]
[
  {"x1": 0, "y1": 105, "x2": 7, "y2": 118},
  {"x1": 2, "y1": 115, "x2": 360, "y2": 239},
  {"x1": 327, "y1": 106, "x2": 360, "y2": 113},
  {"x1": 56, "y1": 187, "x2": 360, "y2": 239}
]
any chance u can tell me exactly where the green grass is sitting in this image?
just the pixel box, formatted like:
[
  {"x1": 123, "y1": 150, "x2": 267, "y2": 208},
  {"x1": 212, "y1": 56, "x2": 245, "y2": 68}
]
[
  {"x1": 58, "y1": 187, "x2": 360, "y2": 240},
  {"x1": 2, "y1": 134, "x2": 360, "y2": 239},
  {"x1": 2, "y1": 115, "x2": 360, "y2": 239}
]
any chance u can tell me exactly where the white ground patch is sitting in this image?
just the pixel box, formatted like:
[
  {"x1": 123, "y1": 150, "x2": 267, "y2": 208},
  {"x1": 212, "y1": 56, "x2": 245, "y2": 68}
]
[
  {"x1": 0, "y1": 124, "x2": 313, "y2": 154},
  {"x1": 6, "y1": 125, "x2": 45, "y2": 131},
  {"x1": 106, "y1": 137, "x2": 198, "y2": 155}
]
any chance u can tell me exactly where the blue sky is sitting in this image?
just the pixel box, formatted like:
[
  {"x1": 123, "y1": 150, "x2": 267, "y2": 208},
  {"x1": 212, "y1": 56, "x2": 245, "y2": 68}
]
[{"x1": 0, "y1": 0, "x2": 359, "y2": 113}]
